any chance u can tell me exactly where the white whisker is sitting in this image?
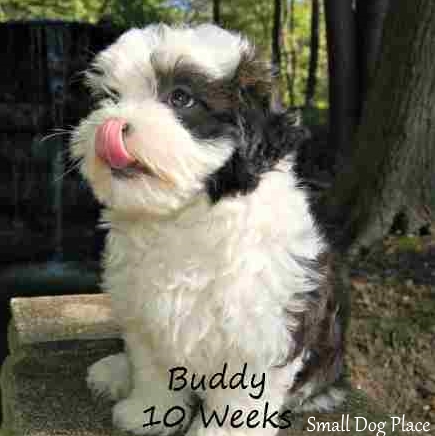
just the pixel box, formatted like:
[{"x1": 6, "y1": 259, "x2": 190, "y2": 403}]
[
  {"x1": 39, "y1": 130, "x2": 72, "y2": 144},
  {"x1": 53, "y1": 158, "x2": 83, "y2": 183}
]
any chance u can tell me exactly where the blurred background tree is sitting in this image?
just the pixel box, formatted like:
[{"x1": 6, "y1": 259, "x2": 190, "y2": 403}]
[{"x1": 0, "y1": 0, "x2": 329, "y2": 123}]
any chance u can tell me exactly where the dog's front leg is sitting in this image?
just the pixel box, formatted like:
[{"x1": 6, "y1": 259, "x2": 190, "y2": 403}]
[{"x1": 112, "y1": 332, "x2": 194, "y2": 436}]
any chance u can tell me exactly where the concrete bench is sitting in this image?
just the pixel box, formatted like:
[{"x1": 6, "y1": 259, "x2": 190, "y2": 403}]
[{"x1": 1, "y1": 294, "x2": 401, "y2": 436}]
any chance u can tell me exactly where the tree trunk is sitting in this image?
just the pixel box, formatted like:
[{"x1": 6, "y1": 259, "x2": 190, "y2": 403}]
[
  {"x1": 305, "y1": 0, "x2": 319, "y2": 109},
  {"x1": 271, "y1": 0, "x2": 282, "y2": 108},
  {"x1": 356, "y1": 0, "x2": 390, "y2": 116},
  {"x1": 212, "y1": 0, "x2": 221, "y2": 25},
  {"x1": 287, "y1": 0, "x2": 296, "y2": 106},
  {"x1": 281, "y1": 0, "x2": 291, "y2": 106},
  {"x1": 323, "y1": 0, "x2": 359, "y2": 171},
  {"x1": 321, "y1": 0, "x2": 435, "y2": 252}
]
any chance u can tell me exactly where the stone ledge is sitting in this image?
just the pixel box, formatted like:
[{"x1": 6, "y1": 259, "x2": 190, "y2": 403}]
[
  {"x1": 8, "y1": 294, "x2": 121, "y2": 356},
  {"x1": 1, "y1": 294, "x2": 404, "y2": 436}
]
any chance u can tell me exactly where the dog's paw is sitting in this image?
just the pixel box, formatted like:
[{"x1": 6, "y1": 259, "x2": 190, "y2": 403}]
[
  {"x1": 113, "y1": 397, "x2": 150, "y2": 435},
  {"x1": 87, "y1": 353, "x2": 130, "y2": 401}
]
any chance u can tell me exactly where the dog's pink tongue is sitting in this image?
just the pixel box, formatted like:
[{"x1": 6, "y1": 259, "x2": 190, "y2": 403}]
[{"x1": 95, "y1": 118, "x2": 136, "y2": 169}]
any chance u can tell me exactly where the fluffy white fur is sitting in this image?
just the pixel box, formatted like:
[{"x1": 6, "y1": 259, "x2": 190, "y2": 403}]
[{"x1": 73, "y1": 23, "x2": 342, "y2": 436}]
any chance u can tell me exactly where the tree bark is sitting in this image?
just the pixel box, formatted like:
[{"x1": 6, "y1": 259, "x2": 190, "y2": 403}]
[
  {"x1": 321, "y1": 0, "x2": 435, "y2": 251},
  {"x1": 323, "y1": 0, "x2": 359, "y2": 171},
  {"x1": 356, "y1": 0, "x2": 390, "y2": 116},
  {"x1": 212, "y1": 0, "x2": 220, "y2": 25},
  {"x1": 305, "y1": 0, "x2": 319, "y2": 109},
  {"x1": 271, "y1": 0, "x2": 282, "y2": 108}
]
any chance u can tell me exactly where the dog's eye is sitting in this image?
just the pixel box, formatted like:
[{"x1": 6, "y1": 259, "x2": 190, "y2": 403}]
[{"x1": 168, "y1": 88, "x2": 196, "y2": 109}]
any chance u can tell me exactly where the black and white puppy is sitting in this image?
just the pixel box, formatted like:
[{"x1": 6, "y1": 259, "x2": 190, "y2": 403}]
[{"x1": 71, "y1": 23, "x2": 344, "y2": 436}]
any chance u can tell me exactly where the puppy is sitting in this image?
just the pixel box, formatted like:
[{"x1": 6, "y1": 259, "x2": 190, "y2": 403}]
[{"x1": 71, "y1": 23, "x2": 344, "y2": 436}]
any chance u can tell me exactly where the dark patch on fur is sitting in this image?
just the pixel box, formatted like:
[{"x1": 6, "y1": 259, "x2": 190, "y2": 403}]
[
  {"x1": 288, "y1": 252, "x2": 344, "y2": 397},
  {"x1": 152, "y1": 52, "x2": 310, "y2": 203},
  {"x1": 203, "y1": 52, "x2": 310, "y2": 203},
  {"x1": 205, "y1": 112, "x2": 310, "y2": 202}
]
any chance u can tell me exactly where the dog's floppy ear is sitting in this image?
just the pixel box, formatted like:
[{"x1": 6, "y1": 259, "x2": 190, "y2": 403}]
[
  {"x1": 234, "y1": 51, "x2": 306, "y2": 143},
  {"x1": 234, "y1": 48, "x2": 310, "y2": 154},
  {"x1": 261, "y1": 109, "x2": 311, "y2": 165},
  {"x1": 235, "y1": 50, "x2": 272, "y2": 110},
  {"x1": 265, "y1": 107, "x2": 310, "y2": 152}
]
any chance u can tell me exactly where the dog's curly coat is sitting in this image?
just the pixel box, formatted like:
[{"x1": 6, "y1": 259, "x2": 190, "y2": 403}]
[{"x1": 70, "y1": 23, "x2": 344, "y2": 436}]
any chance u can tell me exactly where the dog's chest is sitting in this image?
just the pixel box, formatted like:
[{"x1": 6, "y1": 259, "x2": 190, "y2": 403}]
[
  {"x1": 100, "y1": 180, "x2": 322, "y2": 367},
  {"x1": 102, "y1": 220, "x2": 296, "y2": 368},
  {"x1": 102, "y1": 222, "x2": 241, "y2": 361}
]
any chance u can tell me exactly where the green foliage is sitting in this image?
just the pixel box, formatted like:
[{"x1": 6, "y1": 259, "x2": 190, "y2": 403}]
[
  {"x1": 0, "y1": 0, "x2": 104, "y2": 22},
  {"x1": 109, "y1": 0, "x2": 184, "y2": 28},
  {"x1": 0, "y1": 0, "x2": 182, "y2": 25},
  {"x1": 394, "y1": 236, "x2": 422, "y2": 253}
]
